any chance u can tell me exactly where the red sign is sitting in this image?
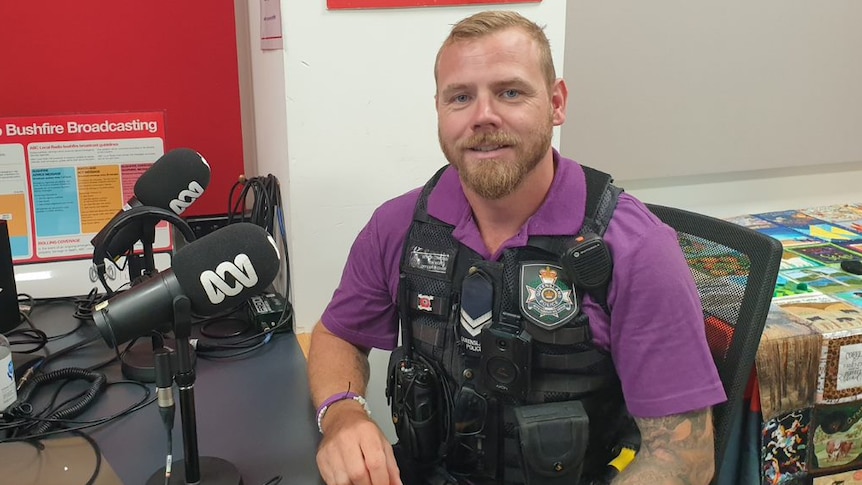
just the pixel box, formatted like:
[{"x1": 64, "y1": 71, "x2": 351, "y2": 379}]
[{"x1": 329, "y1": 0, "x2": 539, "y2": 9}]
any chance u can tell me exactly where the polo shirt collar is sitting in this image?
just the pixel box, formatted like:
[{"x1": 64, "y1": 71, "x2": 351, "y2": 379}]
[{"x1": 426, "y1": 150, "x2": 587, "y2": 259}]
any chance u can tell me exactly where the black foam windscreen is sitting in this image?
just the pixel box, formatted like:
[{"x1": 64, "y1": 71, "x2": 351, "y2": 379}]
[
  {"x1": 172, "y1": 222, "x2": 280, "y2": 315},
  {"x1": 134, "y1": 148, "x2": 211, "y2": 214}
]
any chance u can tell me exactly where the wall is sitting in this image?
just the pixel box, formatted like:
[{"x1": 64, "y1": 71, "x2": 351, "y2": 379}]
[
  {"x1": 0, "y1": 1, "x2": 249, "y2": 298},
  {"x1": 279, "y1": 1, "x2": 567, "y2": 332},
  {"x1": 0, "y1": 1, "x2": 247, "y2": 218},
  {"x1": 560, "y1": 0, "x2": 862, "y2": 181},
  {"x1": 558, "y1": 2, "x2": 862, "y2": 219},
  {"x1": 245, "y1": 2, "x2": 862, "y2": 441}
]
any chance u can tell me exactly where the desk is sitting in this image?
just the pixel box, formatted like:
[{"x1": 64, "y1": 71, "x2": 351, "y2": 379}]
[{"x1": 4, "y1": 302, "x2": 325, "y2": 485}]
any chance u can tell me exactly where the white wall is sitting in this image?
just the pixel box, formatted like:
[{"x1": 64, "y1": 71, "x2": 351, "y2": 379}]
[
  {"x1": 561, "y1": 0, "x2": 862, "y2": 181},
  {"x1": 277, "y1": 3, "x2": 568, "y2": 334},
  {"x1": 557, "y1": 1, "x2": 862, "y2": 218},
  {"x1": 244, "y1": 1, "x2": 862, "y2": 441}
]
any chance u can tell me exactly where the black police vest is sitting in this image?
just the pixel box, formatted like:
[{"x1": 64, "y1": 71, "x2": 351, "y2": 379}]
[{"x1": 396, "y1": 165, "x2": 635, "y2": 484}]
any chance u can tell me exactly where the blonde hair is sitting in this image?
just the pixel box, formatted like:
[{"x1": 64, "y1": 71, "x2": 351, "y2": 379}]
[{"x1": 434, "y1": 11, "x2": 556, "y2": 88}]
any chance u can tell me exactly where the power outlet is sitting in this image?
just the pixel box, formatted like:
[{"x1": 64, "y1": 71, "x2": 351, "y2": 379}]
[{"x1": 186, "y1": 215, "x2": 232, "y2": 240}]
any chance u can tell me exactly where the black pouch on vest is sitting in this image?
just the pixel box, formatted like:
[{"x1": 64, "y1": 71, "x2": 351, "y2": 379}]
[
  {"x1": 386, "y1": 346, "x2": 450, "y2": 467},
  {"x1": 515, "y1": 401, "x2": 589, "y2": 485}
]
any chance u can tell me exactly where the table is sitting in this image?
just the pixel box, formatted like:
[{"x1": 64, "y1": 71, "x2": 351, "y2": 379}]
[
  {"x1": 724, "y1": 204, "x2": 862, "y2": 484},
  {"x1": 1, "y1": 301, "x2": 325, "y2": 485}
]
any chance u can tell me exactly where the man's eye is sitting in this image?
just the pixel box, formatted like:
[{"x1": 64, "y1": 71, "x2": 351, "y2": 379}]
[
  {"x1": 453, "y1": 94, "x2": 470, "y2": 103},
  {"x1": 502, "y1": 90, "x2": 520, "y2": 99}
]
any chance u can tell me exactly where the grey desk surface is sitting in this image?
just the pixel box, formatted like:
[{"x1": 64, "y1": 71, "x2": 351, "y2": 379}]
[{"x1": 14, "y1": 301, "x2": 324, "y2": 485}]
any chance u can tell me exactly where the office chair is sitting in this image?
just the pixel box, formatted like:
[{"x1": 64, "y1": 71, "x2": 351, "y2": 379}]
[{"x1": 646, "y1": 204, "x2": 782, "y2": 485}]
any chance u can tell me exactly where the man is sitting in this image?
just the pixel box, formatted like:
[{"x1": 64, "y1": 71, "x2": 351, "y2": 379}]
[{"x1": 308, "y1": 10, "x2": 725, "y2": 485}]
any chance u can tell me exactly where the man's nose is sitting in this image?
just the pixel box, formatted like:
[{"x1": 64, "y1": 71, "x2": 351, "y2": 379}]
[{"x1": 471, "y1": 94, "x2": 502, "y2": 130}]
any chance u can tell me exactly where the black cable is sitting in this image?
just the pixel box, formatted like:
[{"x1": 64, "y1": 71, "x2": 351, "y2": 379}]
[
  {"x1": 4, "y1": 430, "x2": 104, "y2": 485},
  {"x1": 228, "y1": 173, "x2": 292, "y2": 304},
  {"x1": 199, "y1": 315, "x2": 250, "y2": 339},
  {"x1": 71, "y1": 288, "x2": 108, "y2": 321},
  {"x1": 10, "y1": 367, "x2": 107, "y2": 435},
  {"x1": 0, "y1": 380, "x2": 155, "y2": 443},
  {"x1": 154, "y1": 348, "x2": 176, "y2": 485},
  {"x1": 5, "y1": 325, "x2": 48, "y2": 354},
  {"x1": 69, "y1": 429, "x2": 103, "y2": 485},
  {"x1": 164, "y1": 424, "x2": 173, "y2": 485},
  {"x1": 196, "y1": 333, "x2": 273, "y2": 360},
  {"x1": 182, "y1": 173, "x2": 293, "y2": 362},
  {"x1": 194, "y1": 308, "x2": 293, "y2": 358}
]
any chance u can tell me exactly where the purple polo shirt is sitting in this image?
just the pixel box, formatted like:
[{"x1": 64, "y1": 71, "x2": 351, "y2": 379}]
[{"x1": 322, "y1": 152, "x2": 726, "y2": 418}]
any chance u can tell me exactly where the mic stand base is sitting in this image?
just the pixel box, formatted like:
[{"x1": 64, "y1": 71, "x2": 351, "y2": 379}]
[
  {"x1": 120, "y1": 337, "x2": 197, "y2": 383},
  {"x1": 145, "y1": 456, "x2": 242, "y2": 485}
]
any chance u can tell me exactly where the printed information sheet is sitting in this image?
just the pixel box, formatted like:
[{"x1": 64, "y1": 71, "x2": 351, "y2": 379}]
[{"x1": 0, "y1": 112, "x2": 169, "y2": 263}]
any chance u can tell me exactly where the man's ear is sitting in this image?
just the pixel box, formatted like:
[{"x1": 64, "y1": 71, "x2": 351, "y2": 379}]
[{"x1": 551, "y1": 78, "x2": 568, "y2": 126}]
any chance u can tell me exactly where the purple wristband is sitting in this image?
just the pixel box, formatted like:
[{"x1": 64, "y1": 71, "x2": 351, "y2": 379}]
[{"x1": 316, "y1": 391, "x2": 370, "y2": 434}]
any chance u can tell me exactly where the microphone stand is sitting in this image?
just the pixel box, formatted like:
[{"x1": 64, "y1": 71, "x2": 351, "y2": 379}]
[
  {"x1": 121, "y1": 222, "x2": 196, "y2": 383},
  {"x1": 147, "y1": 295, "x2": 243, "y2": 485},
  {"x1": 127, "y1": 221, "x2": 158, "y2": 281}
]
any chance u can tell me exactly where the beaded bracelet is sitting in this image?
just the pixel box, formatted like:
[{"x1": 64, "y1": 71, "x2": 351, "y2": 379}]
[{"x1": 316, "y1": 391, "x2": 371, "y2": 434}]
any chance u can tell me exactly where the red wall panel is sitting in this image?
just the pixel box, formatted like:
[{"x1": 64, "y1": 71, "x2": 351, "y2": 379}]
[{"x1": 0, "y1": 1, "x2": 245, "y2": 217}]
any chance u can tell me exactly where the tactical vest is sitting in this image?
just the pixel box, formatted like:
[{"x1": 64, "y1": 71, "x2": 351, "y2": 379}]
[{"x1": 391, "y1": 165, "x2": 637, "y2": 485}]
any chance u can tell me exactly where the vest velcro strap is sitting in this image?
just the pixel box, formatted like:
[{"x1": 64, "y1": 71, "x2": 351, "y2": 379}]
[
  {"x1": 412, "y1": 322, "x2": 445, "y2": 348},
  {"x1": 503, "y1": 465, "x2": 524, "y2": 485},
  {"x1": 534, "y1": 349, "x2": 608, "y2": 372},
  {"x1": 526, "y1": 323, "x2": 590, "y2": 345},
  {"x1": 529, "y1": 373, "x2": 612, "y2": 399}
]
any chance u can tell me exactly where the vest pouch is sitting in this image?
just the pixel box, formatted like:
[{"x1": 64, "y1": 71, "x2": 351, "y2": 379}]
[
  {"x1": 515, "y1": 401, "x2": 589, "y2": 485},
  {"x1": 387, "y1": 346, "x2": 450, "y2": 467}
]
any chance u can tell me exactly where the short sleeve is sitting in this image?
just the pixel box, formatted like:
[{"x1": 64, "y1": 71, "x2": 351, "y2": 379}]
[
  {"x1": 320, "y1": 193, "x2": 419, "y2": 351},
  {"x1": 605, "y1": 201, "x2": 726, "y2": 417}
]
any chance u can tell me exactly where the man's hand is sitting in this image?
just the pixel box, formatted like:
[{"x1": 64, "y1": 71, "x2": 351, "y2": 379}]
[
  {"x1": 612, "y1": 408, "x2": 715, "y2": 485},
  {"x1": 316, "y1": 403, "x2": 402, "y2": 485}
]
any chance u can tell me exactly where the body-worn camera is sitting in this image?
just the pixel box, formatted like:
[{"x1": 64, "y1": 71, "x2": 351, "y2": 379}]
[{"x1": 479, "y1": 311, "x2": 531, "y2": 400}]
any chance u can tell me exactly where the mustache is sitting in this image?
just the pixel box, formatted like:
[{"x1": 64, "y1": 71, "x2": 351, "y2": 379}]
[{"x1": 457, "y1": 132, "x2": 519, "y2": 150}]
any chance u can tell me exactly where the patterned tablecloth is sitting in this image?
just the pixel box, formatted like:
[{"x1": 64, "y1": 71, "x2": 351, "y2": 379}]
[{"x1": 725, "y1": 204, "x2": 862, "y2": 484}]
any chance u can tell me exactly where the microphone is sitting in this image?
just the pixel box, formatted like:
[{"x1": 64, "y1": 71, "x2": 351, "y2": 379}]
[
  {"x1": 93, "y1": 222, "x2": 280, "y2": 347},
  {"x1": 90, "y1": 148, "x2": 211, "y2": 259}
]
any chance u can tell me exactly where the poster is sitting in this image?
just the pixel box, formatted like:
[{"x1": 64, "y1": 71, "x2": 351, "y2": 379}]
[
  {"x1": 0, "y1": 112, "x2": 170, "y2": 263},
  {"x1": 328, "y1": 0, "x2": 540, "y2": 9}
]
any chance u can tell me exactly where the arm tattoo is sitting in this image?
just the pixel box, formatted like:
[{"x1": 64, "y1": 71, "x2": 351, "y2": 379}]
[{"x1": 612, "y1": 408, "x2": 715, "y2": 485}]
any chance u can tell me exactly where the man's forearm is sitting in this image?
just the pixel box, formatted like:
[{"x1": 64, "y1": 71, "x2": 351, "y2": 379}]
[
  {"x1": 307, "y1": 320, "x2": 371, "y2": 408},
  {"x1": 611, "y1": 409, "x2": 715, "y2": 485}
]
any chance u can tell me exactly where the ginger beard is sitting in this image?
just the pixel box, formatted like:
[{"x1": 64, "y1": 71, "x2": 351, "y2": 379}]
[{"x1": 439, "y1": 113, "x2": 553, "y2": 200}]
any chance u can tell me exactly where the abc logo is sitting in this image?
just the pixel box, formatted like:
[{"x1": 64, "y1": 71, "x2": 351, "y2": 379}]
[
  {"x1": 199, "y1": 254, "x2": 259, "y2": 304},
  {"x1": 169, "y1": 181, "x2": 205, "y2": 214}
]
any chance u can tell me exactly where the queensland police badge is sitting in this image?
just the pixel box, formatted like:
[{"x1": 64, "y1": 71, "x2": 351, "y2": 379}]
[{"x1": 520, "y1": 264, "x2": 577, "y2": 330}]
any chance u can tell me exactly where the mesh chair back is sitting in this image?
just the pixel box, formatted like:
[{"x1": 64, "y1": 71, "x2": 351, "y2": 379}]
[{"x1": 646, "y1": 204, "x2": 782, "y2": 482}]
